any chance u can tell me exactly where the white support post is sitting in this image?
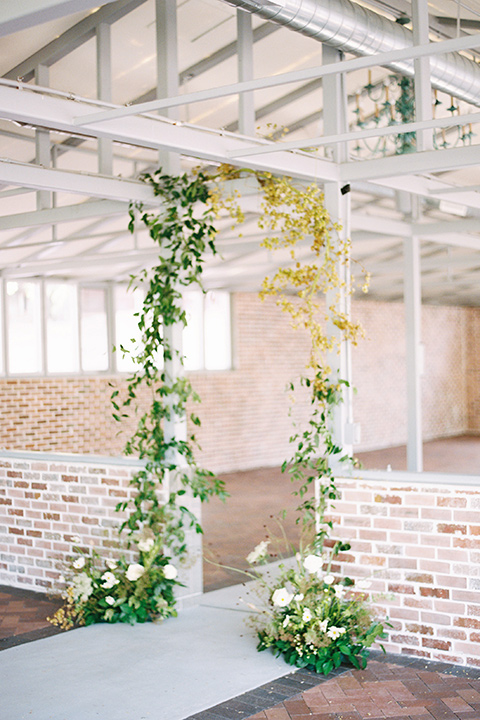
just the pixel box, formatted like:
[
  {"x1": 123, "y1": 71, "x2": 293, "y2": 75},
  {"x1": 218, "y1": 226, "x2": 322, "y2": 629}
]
[
  {"x1": 156, "y1": 0, "x2": 201, "y2": 600},
  {"x1": 96, "y1": 22, "x2": 113, "y2": 175},
  {"x1": 156, "y1": 0, "x2": 180, "y2": 174},
  {"x1": 322, "y1": 45, "x2": 355, "y2": 466},
  {"x1": 237, "y1": 9, "x2": 255, "y2": 137},
  {"x1": 35, "y1": 65, "x2": 51, "y2": 211},
  {"x1": 412, "y1": 0, "x2": 433, "y2": 152},
  {"x1": 404, "y1": 233, "x2": 424, "y2": 472}
]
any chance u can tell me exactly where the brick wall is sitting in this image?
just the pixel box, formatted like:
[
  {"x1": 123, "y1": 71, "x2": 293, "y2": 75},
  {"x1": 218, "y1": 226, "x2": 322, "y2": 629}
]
[
  {"x1": 0, "y1": 453, "x2": 147, "y2": 592},
  {"x1": 352, "y1": 301, "x2": 472, "y2": 451},
  {"x1": 0, "y1": 294, "x2": 477, "y2": 472},
  {"x1": 329, "y1": 472, "x2": 480, "y2": 668}
]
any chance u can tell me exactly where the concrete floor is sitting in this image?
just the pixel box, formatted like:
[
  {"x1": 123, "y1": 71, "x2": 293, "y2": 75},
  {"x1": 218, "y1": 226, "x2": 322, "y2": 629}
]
[{"x1": 0, "y1": 581, "x2": 291, "y2": 720}]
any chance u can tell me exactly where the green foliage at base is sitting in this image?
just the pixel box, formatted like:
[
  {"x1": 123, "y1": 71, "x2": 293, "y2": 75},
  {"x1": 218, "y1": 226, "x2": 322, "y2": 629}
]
[
  {"x1": 49, "y1": 533, "x2": 180, "y2": 629},
  {"x1": 249, "y1": 548, "x2": 386, "y2": 676}
]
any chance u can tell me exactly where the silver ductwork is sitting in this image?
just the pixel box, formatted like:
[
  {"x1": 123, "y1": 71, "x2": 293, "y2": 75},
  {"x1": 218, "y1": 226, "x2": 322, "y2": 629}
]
[{"x1": 223, "y1": 0, "x2": 480, "y2": 107}]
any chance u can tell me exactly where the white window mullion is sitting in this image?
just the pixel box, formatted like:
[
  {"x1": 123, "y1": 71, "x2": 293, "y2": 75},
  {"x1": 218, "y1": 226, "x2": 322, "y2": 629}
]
[
  {"x1": 40, "y1": 278, "x2": 47, "y2": 375},
  {"x1": 106, "y1": 282, "x2": 116, "y2": 373},
  {"x1": 2, "y1": 279, "x2": 8, "y2": 376}
]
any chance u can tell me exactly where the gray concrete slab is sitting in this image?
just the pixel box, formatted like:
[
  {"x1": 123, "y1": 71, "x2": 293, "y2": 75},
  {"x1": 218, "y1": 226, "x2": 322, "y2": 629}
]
[{"x1": 1, "y1": 583, "x2": 292, "y2": 720}]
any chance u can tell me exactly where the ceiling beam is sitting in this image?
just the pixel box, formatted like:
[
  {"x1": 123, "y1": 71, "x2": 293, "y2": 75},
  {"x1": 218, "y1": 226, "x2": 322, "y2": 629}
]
[
  {"x1": 0, "y1": 158, "x2": 157, "y2": 204},
  {"x1": 412, "y1": 218, "x2": 480, "y2": 236},
  {"x1": 0, "y1": 84, "x2": 339, "y2": 183},
  {"x1": 341, "y1": 144, "x2": 480, "y2": 185},
  {"x1": 230, "y1": 111, "x2": 480, "y2": 158},
  {"x1": 73, "y1": 31, "x2": 480, "y2": 125},
  {"x1": 0, "y1": 199, "x2": 129, "y2": 231},
  {"x1": 3, "y1": 0, "x2": 148, "y2": 82}
]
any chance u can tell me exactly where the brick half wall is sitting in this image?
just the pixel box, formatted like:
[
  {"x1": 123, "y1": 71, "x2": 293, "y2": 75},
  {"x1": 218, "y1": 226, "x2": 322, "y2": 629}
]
[{"x1": 328, "y1": 472, "x2": 480, "y2": 668}]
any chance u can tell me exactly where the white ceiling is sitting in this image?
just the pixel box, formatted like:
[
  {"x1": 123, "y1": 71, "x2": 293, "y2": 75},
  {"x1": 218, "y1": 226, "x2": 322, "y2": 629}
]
[{"x1": 0, "y1": 0, "x2": 479, "y2": 304}]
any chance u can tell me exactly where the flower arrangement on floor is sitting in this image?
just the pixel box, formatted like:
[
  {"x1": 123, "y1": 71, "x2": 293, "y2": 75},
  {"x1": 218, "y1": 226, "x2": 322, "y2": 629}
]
[
  {"x1": 49, "y1": 528, "x2": 180, "y2": 628},
  {"x1": 245, "y1": 541, "x2": 385, "y2": 674}
]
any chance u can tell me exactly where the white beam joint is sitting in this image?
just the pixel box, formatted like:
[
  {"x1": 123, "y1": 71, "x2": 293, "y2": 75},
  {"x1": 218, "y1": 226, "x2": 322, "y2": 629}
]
[
  {"x1": 323, "y1": 46, "x2": 354, "y2": 463},
  {"x1": 412, "y1": 0, "x2": 433, "y2": 151},
  {"x1": 404, "y1": 234, "x2": 423, "y2": 472},
  {"x1": 96, "y1": 22, "x2": 113, "y2": 176},
  {"x1": 156, "y1": 0, "x2": 180, "y2": 174},
  {"x1": 35, "y1": 64, "x2": 51, "y2": 211},
  {"x1": 237, "y1": 9, "x2": 255, "y2": 137}
]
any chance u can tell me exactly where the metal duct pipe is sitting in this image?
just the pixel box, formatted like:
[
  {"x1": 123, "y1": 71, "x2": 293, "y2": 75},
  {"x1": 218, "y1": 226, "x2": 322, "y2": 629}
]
[{"x1": 223, "y1": 0, "x2": 480, "y2": 107}]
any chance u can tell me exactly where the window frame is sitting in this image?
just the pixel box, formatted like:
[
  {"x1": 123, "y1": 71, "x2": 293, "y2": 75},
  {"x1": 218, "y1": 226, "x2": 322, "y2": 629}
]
[{"x1": 0, "y1": 278, "x2": 233, "y2": 378}]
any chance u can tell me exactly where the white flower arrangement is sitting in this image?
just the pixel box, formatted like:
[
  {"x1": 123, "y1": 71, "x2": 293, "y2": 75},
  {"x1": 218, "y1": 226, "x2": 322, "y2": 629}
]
[
  {"x1": 250, "y1": 545, "x2": 386, "y2": 675},
  {"x1": 49, "y1": 544, "x2": 180, "y2": 629}
]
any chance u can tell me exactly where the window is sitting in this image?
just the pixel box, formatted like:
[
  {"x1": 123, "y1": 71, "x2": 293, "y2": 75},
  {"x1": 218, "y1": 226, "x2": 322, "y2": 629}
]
[
  {"x1": 46, "y1": 282, "x2": 79, "y2": 373},
  {"x1": 204, "y1": 291, "x2": 231, "y2": 370},
  {"x1": 0, "y1": 280, "x2": 232, "y2": 376},
  {"x1": 183, "y1": 290, "x2": 231, "y2": 371},
  {"x1": 183, "y1": 291, "x2": 204, "y2": 371},
  {"x1": 80, "y1": 287, "x2": 109, "y2": 372},
  {"x1": 6, "y1": 281, "x2": 42, "y2": 374},
  {"x1": 114, "y1": 284, "x2": 144, "y2": 373}
]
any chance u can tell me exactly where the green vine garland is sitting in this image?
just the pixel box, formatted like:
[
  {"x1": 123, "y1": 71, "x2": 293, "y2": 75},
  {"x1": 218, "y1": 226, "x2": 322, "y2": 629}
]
[{"x1": 113, "y1": 169, "x2": 228, "y2": 558}]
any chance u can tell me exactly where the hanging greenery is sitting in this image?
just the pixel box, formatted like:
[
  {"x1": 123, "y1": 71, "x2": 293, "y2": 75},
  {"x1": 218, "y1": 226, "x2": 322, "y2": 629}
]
[
  {"x1": 207, "y1": 166, "x2": 385, "y2": 673},
  {"x1": 210, "y1": 165, "x2": 367, "y2": 538},
  {"x1": 50, "y1": 169, "x2": 228, "y2": 628},
  {"x1": 113, "y1": 169, "x2": 228, "y2": 555},
  {"x1": 51, "y1": 165, "x2": 381, "y2": 655}
]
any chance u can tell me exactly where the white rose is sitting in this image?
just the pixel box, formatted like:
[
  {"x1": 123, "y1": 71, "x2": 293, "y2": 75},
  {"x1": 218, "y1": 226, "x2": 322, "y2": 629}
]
[
  {"x1": 105, "y1": 559, "x2": 117, "y2": 570},
  {"x1": 302, "y1": 608, "x2": 312, "y2": 622},
  {"x1": 319, "y1": 619, "x2": 329, "y2": 633},
  {"x1": 101, "y1": 571, "x2": 119, "y2": 589},
  {"x1": 126, "y1": 563, "x2": 145, "y2": 582},
  {"x1": 105, "y1": 596, "x2": 115, "y2": 606},
  {"x1": 73, "y1": 556, "x2": 85, "y2": 570},
  {"x1": 246, "y1": 540, "x2": 270, "y2": 564},
  {"x1": 163, "y1": 564, "x2": 178, "y2": 580},
  {"x1": 138, "y1": 538, "x2": 155, "y2": 553},
  {"x1": 323, "y1": 573, "x2": 335, "y2": 585},
  {"x1": 294, "y1": 593, "x2": 304, "y2": 602},
  {"x1": 334, "y1": 585, "x2": 346, "y2": 599},
  {"x1": 271, "y1": 587, "x2": 294, "y2": 608},
  {"x1": 303, "y1": 554, "x2": 324, "y2": 575}
]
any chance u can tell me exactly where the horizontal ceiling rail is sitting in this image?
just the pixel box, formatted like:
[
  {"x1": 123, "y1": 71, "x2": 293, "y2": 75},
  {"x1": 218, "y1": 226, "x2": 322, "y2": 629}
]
[
  {"x1": 228, "y1": 110, "x2": 480, "y2": 158},
  {"x1": 73, "y1": 31, "x2": 480, "y2": 126},
  {"x1": 0, "y1": 84, "x2": 339, "y2": 183}
]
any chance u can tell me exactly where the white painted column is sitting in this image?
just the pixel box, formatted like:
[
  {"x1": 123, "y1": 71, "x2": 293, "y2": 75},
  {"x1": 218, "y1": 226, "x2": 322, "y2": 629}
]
[
  {"x1": 404, "y1": 232, "x2": 423, "y2": 472},
  {"x1": 96, "y1": 22, "x2": 113, "y2": 175},
  {"x1": 412, "y1": 0, "x2": 433, "y2": 151},
  {"x1": 237, "y1": 9, "x2": 255, "y2": 137},
  {"x1": 322, "y1": 45, "x2": 355, "y2": 465},
  {"x1": 35, "y1": 65, "x2": 51, "y2": 211},
  {"x1": 156, "y1": 0, "x2": 201, "y2": 600},
  {"x1": 156, "y1": 0, "x2": 180, "y2": 174}
]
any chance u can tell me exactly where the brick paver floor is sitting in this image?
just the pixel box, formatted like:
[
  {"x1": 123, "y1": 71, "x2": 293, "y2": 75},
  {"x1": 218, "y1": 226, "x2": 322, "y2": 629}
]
[
  {"x1": 0, "y1": 585, "x2": 63, "y2": 649},
  {"x1": 245, "y1": 660, "x2": 480, "y2": 720}
]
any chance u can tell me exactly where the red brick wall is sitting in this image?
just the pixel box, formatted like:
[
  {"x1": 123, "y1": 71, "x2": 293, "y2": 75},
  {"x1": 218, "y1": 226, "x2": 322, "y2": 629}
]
[
  {"x1": 0, "y1": 294, "x2": 477, "y2": 472},
  {"x1": 329, "y1": 473, "x2": 480, "y2": 667},
  {"x1": 0, "y1": 454, "x2": 139, "y2": 592}
]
